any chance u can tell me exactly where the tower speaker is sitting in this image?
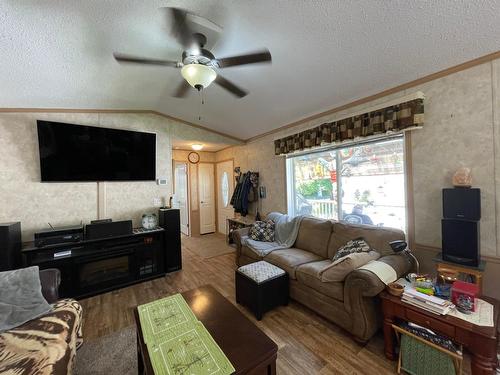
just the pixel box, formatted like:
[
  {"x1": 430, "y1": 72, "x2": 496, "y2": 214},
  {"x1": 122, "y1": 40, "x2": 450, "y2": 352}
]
[
  {"x1": 443, "y1": 188, "x2": 480, "y2": 220},
  {"x1": 441, "y1": 219, "x2": 480, "y2": 267},
  {"x1": 158, "y1": 208, "x2": 182, "y2": 272},
  {"x1": 0, "y1": 222, "x2": 22, "y2": 271}
]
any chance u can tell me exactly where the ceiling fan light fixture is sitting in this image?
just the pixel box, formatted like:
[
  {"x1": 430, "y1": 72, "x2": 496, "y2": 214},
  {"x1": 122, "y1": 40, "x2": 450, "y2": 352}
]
[{"x1": 181, "y1": 64, "x2": 216, "y2": 89}]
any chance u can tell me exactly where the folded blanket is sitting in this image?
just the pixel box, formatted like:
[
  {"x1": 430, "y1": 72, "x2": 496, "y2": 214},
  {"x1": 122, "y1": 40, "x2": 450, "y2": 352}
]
[
  {"x1": 244, "y1": 212, "x2": 304, "y2": 256},
  {"x1": 0, "y1": 266, "x2": 51, "y2": 332},
  {"x1": 358, "y1": 260, "x2": 398, "y2": 285}
]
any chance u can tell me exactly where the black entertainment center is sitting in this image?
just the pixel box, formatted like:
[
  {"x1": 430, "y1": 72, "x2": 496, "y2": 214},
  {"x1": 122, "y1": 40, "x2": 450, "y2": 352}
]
[
  {"x1": 23, "y1": 228, "x2": 166, "y2": 299},
  {"x1": 17, "y1": 209, "x2": 182, "y2": 299}
]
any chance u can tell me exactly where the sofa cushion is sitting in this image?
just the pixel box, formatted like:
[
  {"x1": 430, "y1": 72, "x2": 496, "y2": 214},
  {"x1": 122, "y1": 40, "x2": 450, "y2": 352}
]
[
  {"x1": 264, "y1": 248, "x2": 323, "y2": 279},
  {"x1": 332, "y1": 238, "x2": 371, "y2": 262},
  {"x1": 320, "y1": 251, "x2": 381, "y2": 282},
  {"x1": 249, "y1": 220, "x2": 275, "y2": 242},
  {"x1": 296, "y1": 260, "x2": 344, "y2": 301},
  {"x1": 294, "y1": 217, "x2": 333, "y2": 258},
  {"x1": 328, "y1": 222, "x2": 405, "y2": 258}
]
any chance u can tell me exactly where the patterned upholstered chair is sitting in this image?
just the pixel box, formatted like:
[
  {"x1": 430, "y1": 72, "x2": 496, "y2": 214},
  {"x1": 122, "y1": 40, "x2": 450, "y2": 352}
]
[{"x1": 0, "y1": 269, "x2": 83, "y2": 375}]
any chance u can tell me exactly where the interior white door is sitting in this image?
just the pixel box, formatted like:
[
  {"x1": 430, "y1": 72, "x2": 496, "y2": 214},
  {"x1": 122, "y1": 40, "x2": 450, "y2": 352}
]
[
  {"x1": 174, "y1": 162, "x2": 189, "y2": 235},
  {"x1": 198, "y1": 163, "x2": 216, "y2": 234},
  {"x1": 216, "y1": 160, "x2": 234, "y2": 234}
]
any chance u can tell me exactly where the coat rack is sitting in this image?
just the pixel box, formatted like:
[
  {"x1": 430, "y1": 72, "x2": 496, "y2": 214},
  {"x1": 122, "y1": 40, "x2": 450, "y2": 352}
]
[{"x1": 231, "y1": 167, "x2": 259, "y2": 217}]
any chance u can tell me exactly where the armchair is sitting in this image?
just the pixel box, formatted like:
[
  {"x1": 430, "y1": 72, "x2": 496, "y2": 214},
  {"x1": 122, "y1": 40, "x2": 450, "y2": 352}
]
[
  {"x1": 39, "y1": 268, "x2": 61, "y2": 303},
  {"x1": 0, "y1": 267, "x2": 83, "y2": 375}
]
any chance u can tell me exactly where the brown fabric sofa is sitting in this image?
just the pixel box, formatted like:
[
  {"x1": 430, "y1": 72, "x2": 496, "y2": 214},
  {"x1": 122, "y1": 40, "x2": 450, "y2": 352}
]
[{"x1": 233, "y1": 217, "x2": 412, "y2": 342}]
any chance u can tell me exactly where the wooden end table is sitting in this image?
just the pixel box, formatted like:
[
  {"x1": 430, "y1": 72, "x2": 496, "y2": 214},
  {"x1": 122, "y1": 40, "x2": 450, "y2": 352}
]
[
  {"x1": 227, "y1": 217, "x2": 255, "y2": 244},
  {"x1": 381, "y1": 291, "x2": 499, "y2": 375},
  {"x1": 134, "y1": 284, "x2": 277, "y2": 375},
  {"x1": 433, "y1": 252, "x2": 486, "y2": 295}
]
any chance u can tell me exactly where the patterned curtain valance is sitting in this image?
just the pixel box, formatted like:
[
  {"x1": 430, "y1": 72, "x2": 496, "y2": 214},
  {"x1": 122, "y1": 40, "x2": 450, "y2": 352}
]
[{"x1": 274, "y1": 98, "x2": 424, "y2": 155}]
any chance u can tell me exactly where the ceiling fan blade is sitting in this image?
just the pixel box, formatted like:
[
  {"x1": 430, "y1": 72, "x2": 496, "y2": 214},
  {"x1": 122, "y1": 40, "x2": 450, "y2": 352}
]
[
  {"x1": 214, "y1": 75, "x2": 248, "y2": 98},
  {"x1": 113, "y1": 53, "x2": 179, "y2": 67},
  {"x1": 216, "y1": 49, "x2": 272, "y2": 68},
  {"x1": 172, "y1": 80, "x2": 191, "y2": 98},
  {"x1": 165, "y1": 7, "x2": 196, "y2": 48}
]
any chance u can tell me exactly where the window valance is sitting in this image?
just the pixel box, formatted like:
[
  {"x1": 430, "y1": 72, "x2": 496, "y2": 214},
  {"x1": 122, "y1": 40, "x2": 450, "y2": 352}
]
[{"x1": 274, "y1": 98, "x2": 424, "y2": 155}]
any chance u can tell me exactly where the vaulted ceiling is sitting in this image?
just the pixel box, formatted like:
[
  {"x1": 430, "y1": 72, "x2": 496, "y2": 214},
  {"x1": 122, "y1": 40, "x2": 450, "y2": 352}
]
[{"x1": 1, "y1": 1, "x2": 500, "y2": 140}]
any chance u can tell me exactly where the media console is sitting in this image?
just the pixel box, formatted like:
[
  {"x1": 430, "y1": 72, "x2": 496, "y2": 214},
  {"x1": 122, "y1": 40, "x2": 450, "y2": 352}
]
[{"x1": 23, "y1": 228, "x2": 167, "y2": 299}]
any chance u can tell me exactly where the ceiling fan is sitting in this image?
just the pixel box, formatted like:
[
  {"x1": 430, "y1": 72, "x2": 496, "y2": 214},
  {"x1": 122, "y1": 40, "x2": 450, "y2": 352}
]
[{"x1": 113, "y1": 8, "x2": 272, "y2": 98}]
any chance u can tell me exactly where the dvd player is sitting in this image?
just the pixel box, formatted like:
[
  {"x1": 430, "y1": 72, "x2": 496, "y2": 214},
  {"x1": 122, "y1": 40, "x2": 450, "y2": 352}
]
[{"x1": 34, "y1": 225, "x2": 84, "y2": 247}]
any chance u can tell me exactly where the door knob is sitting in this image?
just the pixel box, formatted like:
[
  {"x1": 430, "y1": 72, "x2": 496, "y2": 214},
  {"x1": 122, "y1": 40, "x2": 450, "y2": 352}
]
[{"x1": 201, "y1": 201, "x2": 205, "y2": 203}]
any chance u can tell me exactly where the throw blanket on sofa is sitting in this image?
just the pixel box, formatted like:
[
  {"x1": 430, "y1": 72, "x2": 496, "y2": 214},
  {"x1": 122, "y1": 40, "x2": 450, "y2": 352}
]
[
  {"x1": 244, "y1": 212, "x2": 304, "y2": 256},
  {"x1": 0, "y1": 299, "x2": 83, "y2": 375},
  {"x1": 358, "y1": 260, "x2": 398, "y2": 285},
  {"x1": 0, "y1": 266, "x2": 51, "y2": 332}
]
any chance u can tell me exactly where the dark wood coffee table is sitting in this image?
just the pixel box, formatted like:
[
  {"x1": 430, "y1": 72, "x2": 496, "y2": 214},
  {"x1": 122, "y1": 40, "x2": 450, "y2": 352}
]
[
  {"x1": 381, "y1": 291, "x2": 499, "y2": 375},
  {"x1": 134, "y1": 284, "x2": 278, "y2": 375}
]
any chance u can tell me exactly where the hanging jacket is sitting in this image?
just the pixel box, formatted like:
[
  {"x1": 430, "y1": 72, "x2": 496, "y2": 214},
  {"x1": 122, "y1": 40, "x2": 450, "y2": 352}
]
[
  {"x1": 230, "y1": 171, "x2": 260, "y2": 216},
  {"x1": 239, "y1": 173, "x2": 252, "y2": 216},
  {"x1": 230, "y1": 173, "x2": 244, "y2": 208}
]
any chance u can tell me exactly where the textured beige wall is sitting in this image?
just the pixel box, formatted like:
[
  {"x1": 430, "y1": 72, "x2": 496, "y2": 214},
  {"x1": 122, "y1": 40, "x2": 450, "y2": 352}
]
[
  {"x1": 216, "y1": 58, "x2": 500, "y2": 260},
  {"x1": 216, "y1": 142, "x2": 286, "y2": 215},
  {"x1": 0, "y1": 112, "x2": 235, "y2": 241},
  {"x1": 172, "y1": 150, "x2": 215, "y2": 163}
]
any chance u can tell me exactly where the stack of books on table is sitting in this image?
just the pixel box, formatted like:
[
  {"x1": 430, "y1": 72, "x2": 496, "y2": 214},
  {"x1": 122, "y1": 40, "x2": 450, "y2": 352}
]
[{"x1": 402, "y1": 287, "x2": 454, "y2": 315}]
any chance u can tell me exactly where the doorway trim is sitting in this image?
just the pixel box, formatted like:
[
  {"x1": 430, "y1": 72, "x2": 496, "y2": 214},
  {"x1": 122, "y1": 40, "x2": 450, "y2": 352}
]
[
  {"x1": 172, "y1": 160, "x2": 191, "y2": 236},
  {"x1": 216, "y1": 158, "x2": 235, "y2": 235}
]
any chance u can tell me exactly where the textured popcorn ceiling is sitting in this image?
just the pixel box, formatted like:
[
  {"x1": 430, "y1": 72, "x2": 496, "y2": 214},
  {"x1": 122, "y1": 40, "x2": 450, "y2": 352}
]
[{"x1": 1, "y1": 0, "x2": 500, "y2": 139}]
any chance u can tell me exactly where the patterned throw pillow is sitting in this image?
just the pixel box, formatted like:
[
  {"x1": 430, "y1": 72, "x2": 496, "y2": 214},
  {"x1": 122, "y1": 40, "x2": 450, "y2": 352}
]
[
  {"x1": 249, "y1": 220, "x2": 275, "y2": 242},
  {"x1": 332, "y1": 238, "x2": 371, "y2": 262}
]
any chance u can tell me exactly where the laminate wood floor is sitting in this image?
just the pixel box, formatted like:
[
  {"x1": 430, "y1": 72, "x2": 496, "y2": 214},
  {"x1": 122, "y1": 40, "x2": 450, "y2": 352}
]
[{"x1": 78, "y1": 235, "x2": 469, "y2": 375}]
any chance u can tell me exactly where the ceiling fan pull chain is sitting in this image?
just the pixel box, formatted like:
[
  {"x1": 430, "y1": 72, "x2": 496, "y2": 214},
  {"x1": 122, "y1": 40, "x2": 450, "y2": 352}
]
[{"x1": 198, "y1": 89, "x2": 202, "y2": 121}]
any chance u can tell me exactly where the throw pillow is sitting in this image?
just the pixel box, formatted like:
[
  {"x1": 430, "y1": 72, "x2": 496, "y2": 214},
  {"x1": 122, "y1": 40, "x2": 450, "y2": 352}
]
[
  {"x1": 332, "y1": 238, "x2": 371, "y2": 262},
  {"x1": 320, "y1": 251, "x2": 381, "y2": 282},
  {"x1": 249, "y1": 220, "x2": 275, "y2": 242},
  {"x1": 0, "y1": 266, "x2": 51, "y2": 332}
]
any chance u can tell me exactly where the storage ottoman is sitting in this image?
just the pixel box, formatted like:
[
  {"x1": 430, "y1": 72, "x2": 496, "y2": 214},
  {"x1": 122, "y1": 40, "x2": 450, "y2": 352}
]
[{"x1": 235, "y1": 260, "x2": 289, "y2": 320}]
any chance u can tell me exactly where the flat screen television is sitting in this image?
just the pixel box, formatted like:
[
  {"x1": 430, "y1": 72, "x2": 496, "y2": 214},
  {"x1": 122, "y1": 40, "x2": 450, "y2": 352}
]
[{"x1": 37, "y1": 120, "x2": 156, "y2": 182}]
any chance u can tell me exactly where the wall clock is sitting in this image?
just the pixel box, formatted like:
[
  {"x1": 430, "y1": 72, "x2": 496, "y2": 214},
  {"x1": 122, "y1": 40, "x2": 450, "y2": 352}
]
[{"x1": 188, "y1": 151, "x2": 200, "y2": 164}]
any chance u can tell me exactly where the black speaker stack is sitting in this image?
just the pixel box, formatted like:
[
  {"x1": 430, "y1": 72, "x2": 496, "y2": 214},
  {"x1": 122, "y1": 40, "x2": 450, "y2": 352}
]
[
  {"x1": 159, "y1": 208, "x2": 182, "y2": 272},
  {"x1": 0, "y1": 222, "x2": 22, "y2": 271},
  {"x1": 441, "y1": 188, "x2": 481, "y2": 267}
]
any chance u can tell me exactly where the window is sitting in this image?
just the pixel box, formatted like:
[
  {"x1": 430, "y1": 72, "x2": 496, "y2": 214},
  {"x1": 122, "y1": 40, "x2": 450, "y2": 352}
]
[
  {"x1": 221, "y1": 172, "x2": 229, "y2": 207},
  {"x1": 286, "y1": 136, "x2": 406, "y2": 231}
]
